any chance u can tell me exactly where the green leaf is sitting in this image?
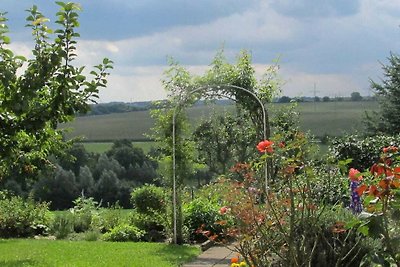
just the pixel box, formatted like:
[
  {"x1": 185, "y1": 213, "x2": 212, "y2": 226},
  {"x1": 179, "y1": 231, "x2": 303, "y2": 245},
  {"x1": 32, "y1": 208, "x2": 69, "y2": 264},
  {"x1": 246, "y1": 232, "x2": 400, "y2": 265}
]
[
  {"x1": 2, "y1": 35, "x2": 10, "y2": 44},
  {"x1": 345, "y1": 218, "x2": 361, "y2": 229},
  {"x1": 32, "y1": 17, "x2": 49, "y2": 26},
  {"x1": 357, "y1": 225, "x2": 369, "y2": 236},
  {"x1": 363, "y1": 195, "x2": 375, "y2": 206}
]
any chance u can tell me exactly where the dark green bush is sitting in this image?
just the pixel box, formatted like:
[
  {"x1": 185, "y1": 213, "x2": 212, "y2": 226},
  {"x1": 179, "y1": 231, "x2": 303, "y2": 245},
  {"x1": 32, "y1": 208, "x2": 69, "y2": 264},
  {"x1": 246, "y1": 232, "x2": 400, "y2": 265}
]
[
  {"x1": 130, "y1": 184, "x2": 166, "y2": 213},
  {"x1": 330, "y1": 134, "x2": 400, "y2": 171},
  {"x1": 103, "y1": 224, "x2": 145, "y2": 242},
  {"x1": 0, "y1": 191, "x2": 51, "y2": 238}
]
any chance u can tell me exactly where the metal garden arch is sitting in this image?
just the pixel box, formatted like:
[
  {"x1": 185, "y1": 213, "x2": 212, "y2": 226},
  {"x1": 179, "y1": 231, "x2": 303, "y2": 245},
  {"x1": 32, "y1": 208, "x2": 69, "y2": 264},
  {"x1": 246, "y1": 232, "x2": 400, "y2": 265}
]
[{"x1": 171, "y1": 84, "x2": 269, "y2": 244}]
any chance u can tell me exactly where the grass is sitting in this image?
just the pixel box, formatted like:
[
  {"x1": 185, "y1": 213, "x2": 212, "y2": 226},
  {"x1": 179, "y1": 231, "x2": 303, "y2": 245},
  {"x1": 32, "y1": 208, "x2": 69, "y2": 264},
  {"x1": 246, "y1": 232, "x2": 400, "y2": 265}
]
[
  {"x1": 0, "y1": 239, "x2": 200, "y2": 267},
  {"x1": 60, "y1": 101, "x2": 379, "y2": 143}
]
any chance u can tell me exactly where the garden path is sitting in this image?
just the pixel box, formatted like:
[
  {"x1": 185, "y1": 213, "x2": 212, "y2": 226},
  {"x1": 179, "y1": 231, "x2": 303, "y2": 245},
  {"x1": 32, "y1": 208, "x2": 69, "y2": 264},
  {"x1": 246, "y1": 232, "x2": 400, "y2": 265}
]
[{"x1": 183, "y1": 244, "x2": 235, "y2": 267}]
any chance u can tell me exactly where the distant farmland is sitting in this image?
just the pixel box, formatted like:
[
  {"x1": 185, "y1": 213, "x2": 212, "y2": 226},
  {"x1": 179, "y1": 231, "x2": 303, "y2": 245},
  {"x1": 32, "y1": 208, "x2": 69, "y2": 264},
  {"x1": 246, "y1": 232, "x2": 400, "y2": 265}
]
[{"x1": 60, "y1": 101, "x2": 379, "y2": 143}]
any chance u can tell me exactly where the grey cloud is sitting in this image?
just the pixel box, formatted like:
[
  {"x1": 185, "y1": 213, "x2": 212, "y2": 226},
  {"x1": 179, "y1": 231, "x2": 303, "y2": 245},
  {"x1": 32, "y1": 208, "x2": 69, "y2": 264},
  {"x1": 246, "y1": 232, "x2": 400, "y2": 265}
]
[{"x1": 269, "y1": 0, "x2": 361, "y2": 18}]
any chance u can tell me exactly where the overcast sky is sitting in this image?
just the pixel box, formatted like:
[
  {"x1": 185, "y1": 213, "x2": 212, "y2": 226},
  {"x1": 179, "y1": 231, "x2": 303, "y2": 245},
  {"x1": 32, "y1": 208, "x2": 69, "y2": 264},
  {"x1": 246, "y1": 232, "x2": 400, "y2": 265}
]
[{"x1": 3, "y1": 0, "x2": 400, "y2": 102}]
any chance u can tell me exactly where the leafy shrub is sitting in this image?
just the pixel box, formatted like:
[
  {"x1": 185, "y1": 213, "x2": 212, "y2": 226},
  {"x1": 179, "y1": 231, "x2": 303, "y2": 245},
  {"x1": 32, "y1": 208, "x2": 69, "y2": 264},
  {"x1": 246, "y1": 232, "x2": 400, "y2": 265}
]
[
  {"x1": 0, "y1": 191, "x2": 52, "y2": 238},
  {"x1": 69, "y1": 195, "x2": 99, "y2": 233},
  {"x1": 305, "y1": 206, "x2": 379, "y2": 266},
  {"x1": 130, "y1": 184, "x2": 165, "y2": 213},
  {"x1": 183, "y1": 198, "x2": 225, "y2": 242},
  {"x1": 103, "y1": 224, "x2": 145, "y2": 242},
  {"x1": 50, "y1": 213, "x2": 74, "y2": 239},
  {"x1": 91, "y1": 207, "x2": 125, "y2": 233},
  {"x1": 330, "y1": 134, "x2": 400, "y2": 171},
  {"x1": 128, "y1": 211, "x2": 166, "y2": 241},
  {"x1": 84, "y1": 229, "x2": 102, "y2": 241}
]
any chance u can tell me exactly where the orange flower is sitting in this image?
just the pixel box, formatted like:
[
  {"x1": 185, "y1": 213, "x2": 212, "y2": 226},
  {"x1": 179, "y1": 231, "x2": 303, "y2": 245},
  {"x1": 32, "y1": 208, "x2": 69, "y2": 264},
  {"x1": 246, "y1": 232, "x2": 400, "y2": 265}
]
[
  {"x1": 349, "y1": 168, "x2": 363, "y2": 182},
  {"x1": 356, "y1": 184, "x2": 368, "y2": 196},
  {"x1": 231, "y1": 257, "x2": 239, "y2": 263},
  {"x1": 256, "y1": 140, "x2": 274, "y2": 153},
  {"x1": 219, "y1": 206, "x2": 229, "y2": 215},
  {"x1": 371, "y1": 163, "x2": 393, "y2": 177},
  {"x1": 378, "y1": 179, "x2": 390, "y2": 190},
  {"x1": 368, "y1": 185, "x2": 380, "y2": 197},
  {"x1": 394, "y1": 167, "x2": 400, "y2": 179}
]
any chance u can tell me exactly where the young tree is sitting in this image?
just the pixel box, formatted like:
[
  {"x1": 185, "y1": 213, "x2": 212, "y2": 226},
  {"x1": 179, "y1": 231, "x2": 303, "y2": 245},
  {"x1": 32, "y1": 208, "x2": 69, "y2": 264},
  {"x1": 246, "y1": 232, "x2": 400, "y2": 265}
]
[
  {"x1": 350, "y1": 91, "x2": 363, "y2": 101},
  {"x1": 365, "y1": 53, "x2": 400, "y2": 135},
  {"x1": 0, "y1": 2, "x2": 113, "y2": 179}
]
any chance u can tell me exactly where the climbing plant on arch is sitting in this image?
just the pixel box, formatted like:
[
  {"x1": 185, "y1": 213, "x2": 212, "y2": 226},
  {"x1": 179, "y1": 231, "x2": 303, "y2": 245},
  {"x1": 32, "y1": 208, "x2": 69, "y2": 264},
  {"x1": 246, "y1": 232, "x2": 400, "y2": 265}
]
[{"x1": 171, "y1": 84, "x2": 270, "y2": 244}]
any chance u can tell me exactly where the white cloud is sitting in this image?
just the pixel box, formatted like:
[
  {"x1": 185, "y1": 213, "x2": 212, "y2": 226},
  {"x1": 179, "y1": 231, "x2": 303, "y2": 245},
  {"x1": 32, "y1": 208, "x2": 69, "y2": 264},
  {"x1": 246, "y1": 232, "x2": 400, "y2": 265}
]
[{"x1": 5, "y1": 0, "x2": 400, "y2": 102}]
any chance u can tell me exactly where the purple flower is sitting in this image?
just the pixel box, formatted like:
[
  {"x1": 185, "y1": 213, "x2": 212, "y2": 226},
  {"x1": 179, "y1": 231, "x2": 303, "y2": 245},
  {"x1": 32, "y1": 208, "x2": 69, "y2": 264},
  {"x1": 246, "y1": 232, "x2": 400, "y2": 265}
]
[{"x1": 349, "y1": 181, "x2": 362, "y2": 214}]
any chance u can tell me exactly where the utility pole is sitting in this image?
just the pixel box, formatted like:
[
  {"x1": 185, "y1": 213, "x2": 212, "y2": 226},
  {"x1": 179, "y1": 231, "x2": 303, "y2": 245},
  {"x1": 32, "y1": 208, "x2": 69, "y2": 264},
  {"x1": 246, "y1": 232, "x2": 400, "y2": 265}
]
[{"x1": 310, "y1": 83, "x2": 320, "y2": 112}]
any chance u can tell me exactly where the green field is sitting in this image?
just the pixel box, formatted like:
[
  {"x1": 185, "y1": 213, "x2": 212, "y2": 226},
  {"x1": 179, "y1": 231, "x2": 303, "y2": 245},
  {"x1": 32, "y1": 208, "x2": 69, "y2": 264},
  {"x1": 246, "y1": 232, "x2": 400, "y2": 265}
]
[{"x1": 60, "y1": 101, "x2": 379, "y2": 153}]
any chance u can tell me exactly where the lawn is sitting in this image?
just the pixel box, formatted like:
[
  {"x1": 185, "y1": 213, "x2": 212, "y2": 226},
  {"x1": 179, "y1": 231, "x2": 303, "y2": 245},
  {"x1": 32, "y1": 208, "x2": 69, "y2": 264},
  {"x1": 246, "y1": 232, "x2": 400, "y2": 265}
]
[{"x1": 0, "y1": 239, "x2": 200, "y2": 267}]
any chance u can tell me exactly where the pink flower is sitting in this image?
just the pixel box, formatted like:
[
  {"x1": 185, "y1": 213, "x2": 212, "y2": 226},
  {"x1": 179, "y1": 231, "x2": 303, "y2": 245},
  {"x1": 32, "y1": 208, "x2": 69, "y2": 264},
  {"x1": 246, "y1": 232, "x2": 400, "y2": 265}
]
[
  {"x1": 256, "y1": 140, "x2": 274, "y2": 153},
  {"x1": 349, "y1": 168, "x2": 363, "y2": 182}
]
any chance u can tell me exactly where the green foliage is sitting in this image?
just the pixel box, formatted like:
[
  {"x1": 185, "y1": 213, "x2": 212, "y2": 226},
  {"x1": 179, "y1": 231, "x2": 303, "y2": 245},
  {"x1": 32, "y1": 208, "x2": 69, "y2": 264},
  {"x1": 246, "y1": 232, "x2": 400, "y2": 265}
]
[
  {"x1": 183, "y1": 198, "x2": 225, "y2": 242},
  {"x1": 130, "y1": 184, "x2": 166, "y2": 213},
  {"x1": 193, "y1": 111, "x2": 257, "y2": 176},
  {"x1": 0, "y1": 2, "x2": 113, "y2": 178},
  {"x1": 129, "y1": 185, "x2": 167, "y2": 241},
  {"x1": 32, "y1": 165, "x2": 79, "y2": 210},
  {"x1": 366, "y1": 53, "x2": 400, "y2": 135},
  {"x1": 162, "y1": 49, "x2": 280, "y2": 139},
  {"x1": 69, "y1": 194, "x2": 99, "y2": 232},
  {"x1": 93, "y1": 169, "x2": 121, "y2": 206},
  {"x1": 304, "y1": 206, "x2": 378, "y2": 266},
  {"x1": 129, "y1": 211, "x2": 167, "y2": 241},
  {"x1": 103, "y1": 224, "x2": 145, "y2": 242},
  {"x1": 343, "y1": 147, "x2": 400, "y2": 265},
  {"x1": 0, "y1": 191, "x2": 52, "y2": 237},
  {"x1": 330, "y1": 134, "x2": 400, "y2": 171},
  {"x1": 91, "y1": 207, "x2": 126, "y2": 233},
  {"x1": 50, "y1": 213, "x2": 74, "y2": 239}
]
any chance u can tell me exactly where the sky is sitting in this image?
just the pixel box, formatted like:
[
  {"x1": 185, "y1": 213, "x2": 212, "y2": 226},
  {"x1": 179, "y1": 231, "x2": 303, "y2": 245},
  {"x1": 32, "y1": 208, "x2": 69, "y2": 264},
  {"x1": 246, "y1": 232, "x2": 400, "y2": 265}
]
[{"x1": 2, "y1": 0, "x2": 400, "y2": 102}]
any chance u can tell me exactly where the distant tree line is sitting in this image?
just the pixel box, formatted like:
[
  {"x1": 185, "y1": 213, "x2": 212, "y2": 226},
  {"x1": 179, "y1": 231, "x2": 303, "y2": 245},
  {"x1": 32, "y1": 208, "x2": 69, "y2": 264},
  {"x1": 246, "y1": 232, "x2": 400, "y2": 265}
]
[
  {"x1": 0, "y1": 140, "x2": 159, "y2": 209},
  {"x1": 84, "y1": 102, "x2": 148, "y2": 116},
  {"x1": 276, "y1": 91, "x2": 371, "y2": 103}
]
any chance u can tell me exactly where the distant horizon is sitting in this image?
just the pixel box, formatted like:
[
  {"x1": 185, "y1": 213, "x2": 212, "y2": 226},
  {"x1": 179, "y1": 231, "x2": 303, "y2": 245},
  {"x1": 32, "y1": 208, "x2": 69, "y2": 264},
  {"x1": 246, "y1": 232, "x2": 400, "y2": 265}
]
[{"x1": 95, "y1": 93, "x2": 376, "y2": 105}]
